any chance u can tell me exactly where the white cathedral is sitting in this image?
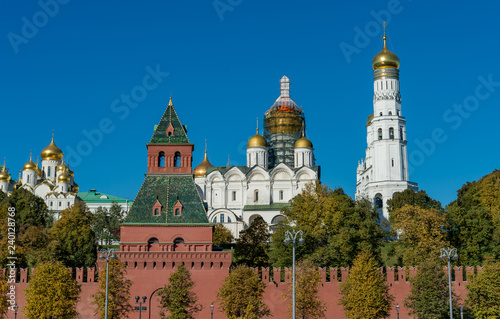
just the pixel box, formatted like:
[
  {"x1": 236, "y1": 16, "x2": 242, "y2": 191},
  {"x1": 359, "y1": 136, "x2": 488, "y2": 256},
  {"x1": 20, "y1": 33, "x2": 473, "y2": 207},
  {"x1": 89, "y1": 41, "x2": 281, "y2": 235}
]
[
  {"x1": 0, "y1": 138, "x2": 80, "y2": 218},
  {"x1": 193, "y1": 76, "x2": 319, "y2": 238},
  {"x1": 355, "y1": 32, "x2": 418, "y2": 221}
]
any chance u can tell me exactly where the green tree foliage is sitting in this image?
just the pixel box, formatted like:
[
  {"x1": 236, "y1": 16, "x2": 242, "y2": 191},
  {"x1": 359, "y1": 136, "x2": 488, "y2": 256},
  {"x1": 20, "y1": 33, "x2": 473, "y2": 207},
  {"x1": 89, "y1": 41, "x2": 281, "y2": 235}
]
[
  {"x1": 339, "y1": 250, "x2": 393, "y2": 319},
  {"x1": 405, "y1": 259, "x2": 459, "y2": 319},
  {"x1": 92, "y1": 259, "x2": 133, "y2": 319},
  {"x1": 24, "y1": 261, "x2": 81, "y2": 319},
  {"x1": 92, "y1": 203, "x2": 123, "y2": 245},
  {"x1": 387, "y1": 189, "x2": 443, "y2": 213},
  {"x1": 466, "y1": 258, "x2": 500, "y2": 318},
  {"x1": 0, "y1": 189, "x2": 53, "y2": 267},
  {"x1": 213, "y1": 223, "x2": 234, "y2": 247},
  {"x1": 158, "y1": 264, "x2": 202, "y2": 319},
  {"x1": 447, "y1": 170, "x2": 500, "y2": 264},
  {"x1": 285, "y1": 259, "x2": 326, "y2": 318},
  {"x1": 0, "y1": 271, "x2": 9, "y2": 318},
  {"x1": 390, "y1": 205, "x2": 448, "y2": 266},
  {"x1": 217, "y1": 265, "x2": 271, "y2": 319},
  {"x1": 270, "y1": 181, "x2": 383, "y2": 268},
  {"x1": 50, "y1": 202, "x2": 97, "y2": 268},
  {"x1": 234, "y1": 216, "x2": 269, "y2": 267}
]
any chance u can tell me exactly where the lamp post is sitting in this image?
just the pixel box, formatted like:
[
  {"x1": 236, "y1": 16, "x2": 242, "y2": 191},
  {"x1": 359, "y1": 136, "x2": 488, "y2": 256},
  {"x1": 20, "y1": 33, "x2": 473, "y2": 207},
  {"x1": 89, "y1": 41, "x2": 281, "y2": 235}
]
[
  {"x1": 210, "y1": 302, "x2": 214, "y2": 319},
  {"x1": 284, "y1": 229, "x2": 304, "y2": 319},
  {"x1": 13, "y1": 304, "x2": 18, "y2": 319},
  {"x1": 99, "y1": 248, "x2": 116, "y2": 319},
  {"x1": 396, "y1": 303, "x2": 399, "y2": 319},
  {"x1": 135, "y1": 296, "x2": 147, "y2": 319},
  {"x1": 440, "y1": 247, "x2": 458, "y2": 319}
]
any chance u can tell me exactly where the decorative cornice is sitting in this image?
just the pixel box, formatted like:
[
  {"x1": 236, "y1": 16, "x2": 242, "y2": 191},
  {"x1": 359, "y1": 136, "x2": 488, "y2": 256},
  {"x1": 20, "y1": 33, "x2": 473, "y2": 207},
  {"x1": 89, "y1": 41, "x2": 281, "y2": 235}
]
[{"x1": 373, "y1": 92, "x2": 401, "y2": 103}]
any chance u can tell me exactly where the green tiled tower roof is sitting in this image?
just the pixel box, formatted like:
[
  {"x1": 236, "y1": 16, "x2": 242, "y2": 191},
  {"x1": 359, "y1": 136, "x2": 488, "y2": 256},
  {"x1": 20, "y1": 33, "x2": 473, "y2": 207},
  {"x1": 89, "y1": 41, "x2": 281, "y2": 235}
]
[
  {"x1": 149, "y1": 97, "x2": 190, "y2": 145},
  {"x1": 124, "y1": 175, "x2": 209, "y2": 224}
]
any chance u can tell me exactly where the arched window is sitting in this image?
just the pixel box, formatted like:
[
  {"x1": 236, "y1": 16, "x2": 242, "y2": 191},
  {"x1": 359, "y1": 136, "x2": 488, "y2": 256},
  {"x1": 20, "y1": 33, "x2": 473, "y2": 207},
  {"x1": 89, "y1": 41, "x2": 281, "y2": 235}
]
[
  {"x1": 174, "y1": 208, "x2": 181, "y2": 216},
  {"x1": 279, "y1": 190, "x2": 284, "y2": 201},
  {"x1": 254, "y1": 190, "x2": 259, "y2": 202},
  {"x1": 228, "y1": 216, "x2": 232, "y2": 223},
  {"x1": 213, "y1": 216, "x2": 217, "y2": 223},
  {"x1": 378, "y1": 128, "x2": 383, "y2": 140},
  {"x1": 220, "y1": 214, "x2": 225, "y2": 223},
  {"x1": 48, "y1": 167, "x2": 51, "y2": 177},
  {"x1": 374, "y1": 194, "x2": 383, "y2": 209},
  {"x1": 27, "y1": 175, "x2": 30, "y2": 183},
  {"x1": 271, "y1": 215, "x2": 285, "y2": 224},
  {"x1": 379, "y1": 112, "x2": 383, "y2": 116},
  {"x1": 389, "y1": 127, "x2": 394, "y2": 140},
  {"x1": 174, "y1": 152, "x2": 181, "y2": 167},
  {"x1": 148, "y1": 237, "x2": 159, "y2": 244},
  {"x1": 232, "y1": 191, "x2": 236, "y2": 201},
  {"x1": 168, "y1": 131, "x2": 172, "y2": 136},
  {"x1": 389, "y1": 111, "x2": 392, "y2": 115},
  {"x1": 154, "y1": 208, "x2": 160, "y2": 216},
  {"x1": 158, "y1": 151, "x2": 165, "y2": 167},
  {"x1": 174, "y1": 238, "x2": 184, "y2": 244}
]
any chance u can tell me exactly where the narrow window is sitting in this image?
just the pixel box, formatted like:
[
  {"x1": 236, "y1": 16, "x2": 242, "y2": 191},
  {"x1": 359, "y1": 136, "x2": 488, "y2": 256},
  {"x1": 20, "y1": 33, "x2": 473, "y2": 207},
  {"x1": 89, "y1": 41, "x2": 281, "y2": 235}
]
[
  {"x1": 174, "y1": 208, "x2": 181, "y2": 216},
  {"x1": 389, "y1": 127, "x2": 394, "y2": 140},
  {"x1": 174, "y1": 152, "x2": 181, "y2": 167},
  {"x1": 228, "y1": 217, "x2": 232, "y2": 223},
  {"x1": 48, "y1": 167, "x2": 51, "y2": 177},
  {"x1": 279, "y1": 190, "x2": 284, "y2": 201},
  {"x1": 27, "y1": 175, "x2": 30, "y2": 183},
  {"x1": 154, "y1": 208, "x2": 159, "y2": 216},
  {"x1": 158, "y1": 151, "x2": 165, "y2": 167},
  {"x1": 50, "y1": 202, "x2": 53, "y2": 207},
  {"x1": 220, "y1": 214, "x2": 225, "y2": 223},
  {"x1": 392, "y1": 159, "x2": 395, "y2": 167},
  {"x1": 213, "y1": 216, "x2": 217, "y2": 223},
  {"x1": 232, "y1": 191, "x2": 236, "y2": 201},
  {"x1": 389, "y1": 111, "x2": 392, "y2": 115},
  {"x1": 378, "y1": 128, "x2": 383, "y2": 140},
  {"x1": 254, "y1": 190, "x2": 259, "y2": 202},
  {"x1": 59, "y1": 202, "x2": 61, "y2": 207},
  {"x1": 400, "y1": 127, "x2": 404, "y2": 140}
]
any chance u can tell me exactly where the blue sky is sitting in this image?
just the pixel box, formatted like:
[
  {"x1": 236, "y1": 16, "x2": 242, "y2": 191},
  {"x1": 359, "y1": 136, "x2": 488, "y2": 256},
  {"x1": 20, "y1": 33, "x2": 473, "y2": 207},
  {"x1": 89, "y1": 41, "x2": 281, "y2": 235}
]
[{"x1": 1, "y1": 0, "x2": 499, "y2": 206}]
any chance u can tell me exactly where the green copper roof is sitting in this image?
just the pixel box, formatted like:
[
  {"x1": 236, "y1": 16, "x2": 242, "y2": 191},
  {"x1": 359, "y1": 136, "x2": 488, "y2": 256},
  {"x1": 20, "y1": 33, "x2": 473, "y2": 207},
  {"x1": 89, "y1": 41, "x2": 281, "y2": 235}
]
[
  {"x1": 243, "y1": 203, "x2": 290, "y2": 211},
  {"x1": 149, "y1": 99, "x2": 190, "y2": 144},
  {"x1": 78, "y1": 189, "x2": 131, "y2": 203},
  {"x1": 124, "y1": 175, "x2": 209, "y2": 224}
]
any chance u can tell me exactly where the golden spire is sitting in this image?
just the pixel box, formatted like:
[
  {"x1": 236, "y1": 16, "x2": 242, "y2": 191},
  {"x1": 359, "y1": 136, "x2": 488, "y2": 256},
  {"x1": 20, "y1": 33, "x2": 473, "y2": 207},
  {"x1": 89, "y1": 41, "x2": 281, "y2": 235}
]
[
  {"x1": 0, "y1": 158, "x2": 10, "y2": 182},
  {"x1": 372, "y1": 22, "x2": 400, "y2": 70},
  {"x1": 168, "y1": 97, "x2": 173, "y2": 107}
]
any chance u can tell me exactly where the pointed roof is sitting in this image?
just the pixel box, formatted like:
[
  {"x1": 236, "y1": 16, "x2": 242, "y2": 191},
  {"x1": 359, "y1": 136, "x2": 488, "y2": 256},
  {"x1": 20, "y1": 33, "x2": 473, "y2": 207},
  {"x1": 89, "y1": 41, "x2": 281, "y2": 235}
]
[{"x1": 149, "y1": 97, "x2": 190, "y2": 145}]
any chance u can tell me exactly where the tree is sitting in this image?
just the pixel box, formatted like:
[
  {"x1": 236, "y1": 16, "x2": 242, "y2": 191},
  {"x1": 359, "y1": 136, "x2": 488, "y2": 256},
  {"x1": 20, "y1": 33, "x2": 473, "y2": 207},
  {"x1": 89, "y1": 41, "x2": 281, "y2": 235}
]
[
  {"x1": 217, "y1": 265, "x2": 271, "y2": 319},
  {"x1": 158, "y1": 264, "x2": 202, "y2": 319},
  {"x1": 92, "y1": 259, "x2": 133, "y2": 319},
  {"x1": 213, "y1": 223, "x2": 234, "y2": 247},
  {"x1": 405, "y1": 259, "x2": 459, "y2": 319},
  {"x1": 0, "y1": 188, "x2": 51, "y2": 231},
  {"x1": 50, "y1": 202, "x2": 97, "y2": 268},
  {"x1": 390, "y1": 205, "x2": 448, "y2": 266},
  {"x1": 234, "y1": 216, "x2": 269, "y2": 267},
  {"x1": 339, "y1": 250, "x2": 393, "y2": 319},
  {"x1": 387, "y1": 189, "x2": 443, "y2": 213},
  {"x1": 92, "y1": 204, "x2": 123, "y2": 245},
  {"x1": 0, "y1": 271, "x2": 9, "y2": 318},
  {"x1": 270, "y1": 181, "x2": 383, "y2": 268},
  {"x1": 466, "y1": 258, "x2": 500, "y2": 318},
  {"x1": 284, "y1": 259, "x2": 326, "y2": 318},
  {"x1": 24, "y1": 261, "x2": 81, "y2": 319}
]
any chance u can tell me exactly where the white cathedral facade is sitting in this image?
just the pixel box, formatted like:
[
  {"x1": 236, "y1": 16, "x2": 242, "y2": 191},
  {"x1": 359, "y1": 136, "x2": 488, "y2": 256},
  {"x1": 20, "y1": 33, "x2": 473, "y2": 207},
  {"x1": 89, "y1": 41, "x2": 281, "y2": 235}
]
[
  {"x1": 0, "y1": 138, "x2": 80, "y2": 218},
  {"x1": 193, "y1": 76, "x2": 319, "y2": 239},
  {"x1": 355, "y1": 33, "x2": 418, "y2": 221}
]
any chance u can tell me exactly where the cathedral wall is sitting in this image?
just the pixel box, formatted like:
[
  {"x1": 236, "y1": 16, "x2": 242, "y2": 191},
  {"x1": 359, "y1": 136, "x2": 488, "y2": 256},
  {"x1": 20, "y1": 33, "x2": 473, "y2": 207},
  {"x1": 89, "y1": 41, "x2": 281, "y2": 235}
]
[{"x1": 5, "y1": 265, "x2": 478, "y2": 319}]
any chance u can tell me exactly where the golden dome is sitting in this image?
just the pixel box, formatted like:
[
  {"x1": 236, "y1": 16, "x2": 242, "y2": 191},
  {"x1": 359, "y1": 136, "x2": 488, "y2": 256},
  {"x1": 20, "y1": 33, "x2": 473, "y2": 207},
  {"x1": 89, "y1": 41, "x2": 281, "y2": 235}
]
[
  {"x1": 372, "y1": 35, "x2": 400, "y2": 70},
  {"x1": 23, "y1": 159, "x2": 37, "y2": 171},
  {"x1": 68, "y1": 169, "x2": 74, "y2": 177},
  {"x1": 294, "y1": 136, "x2": 313, "y2": 148},
  {"x1": 367, "y1": 113, "x2": 374, "y2": 126},
  {"x1": 58, "y1": 172, "x2": 70, "y2": 183},
  {"x1": 41, "y1": 138, "x2": 63, "y2": 161},
  {"x1": 57, "y1": 162, "x2": 69, "y2": 172},
  {"x1": 73, "y1": 183, "x2": 79, "y2": 193},
  {"x1": 0, "y1": 167, "x2": 10, "y2": 182},
  {"x1": 37, "y1": 167, "x2": 42, "y2": 177},
  {"x1": 193, "y1": 151, "x2": 214, "y2": 178},
  {"x1": 247, "y1": 130, "x2": 268, "y2": 148}
]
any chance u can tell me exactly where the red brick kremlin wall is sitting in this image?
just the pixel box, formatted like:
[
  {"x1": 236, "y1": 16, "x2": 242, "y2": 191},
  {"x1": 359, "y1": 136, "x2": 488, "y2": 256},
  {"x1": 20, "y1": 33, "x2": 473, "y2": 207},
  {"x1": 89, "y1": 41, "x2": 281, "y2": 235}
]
[{"x1": 5, "y1": 264, "x2": 479, "y2": 319}]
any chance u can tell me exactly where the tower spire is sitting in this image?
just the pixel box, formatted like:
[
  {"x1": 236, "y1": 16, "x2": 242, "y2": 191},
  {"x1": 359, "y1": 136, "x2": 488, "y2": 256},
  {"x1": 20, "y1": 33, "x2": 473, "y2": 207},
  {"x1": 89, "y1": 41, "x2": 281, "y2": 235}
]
[
  {"x1": 280, "y1": 76, "x2": 290, "y2": 98},
  {"x1": 256, "y1": 117, "x2": 259, "y2": 134},
  {"x1": 2, "y1": 158, "x2": 5, "y2": 171},
  {"x1": 168, "y1": 97, "x2": 173, "y2": 107}
]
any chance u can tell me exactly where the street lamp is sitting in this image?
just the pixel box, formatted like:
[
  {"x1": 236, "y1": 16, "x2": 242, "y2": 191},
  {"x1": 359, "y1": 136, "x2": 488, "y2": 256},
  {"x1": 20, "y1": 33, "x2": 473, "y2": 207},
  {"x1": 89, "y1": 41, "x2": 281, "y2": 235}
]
[
  {"x1": 396, "y1": 303, "x2": 399, "y2": 319},
  {"x1": 284, "y1": 229, "x2": 305, "y2": 319},
  {"x1": 210, "y1": 302, "x2": 214, "y2": 319},
  {"x1": 440, "y1": 247, "x2": 458, "y2": 319},
  {"x1": 135, "y1": 296, "x2": 147, "y2": 319},
  {"x1": 99, "y1": 249, "x2": 117, "y2": 319},
  {"x1": 13, "y1": 304, "x2": 18, "y2": 319}
]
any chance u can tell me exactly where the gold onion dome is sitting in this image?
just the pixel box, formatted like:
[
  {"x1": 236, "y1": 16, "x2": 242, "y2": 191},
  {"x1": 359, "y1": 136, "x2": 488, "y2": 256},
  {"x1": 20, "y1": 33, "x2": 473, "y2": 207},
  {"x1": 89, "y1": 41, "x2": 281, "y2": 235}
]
[
  {"x1": 57, "y1": 162, "x2": 69, "y2": 172},
  {"x1": 68, "y1": 169, "x2": 74, "y2": 177},
  {"x1": 58, "y1": 172, "x2": 70, "y2": 183},
  {"x1": 41, "y1": 138, "x2": 63, "y2": 161},
  {"x1": 193, "y1": 151, "x2": 214, "y2": 178},
  {"x1": 37, "y1": 167, "x2": 42, "y2": 177},
  {"x1": 23, "y1": 159, "x2": 37, "y2": 171},
  {"x1": 247, "y1": 130, "x2": 268, "y2": 148},
  {"x1": 372, "y1": 35, "x2": 400, "y2": 70},
  {"x1": 294, "y1": 136, "x2": 313, "y2": 148},
  {"x1": 73, "y1": 183, "x2": 79, "y2": 192},
  {"x1": 0, "y1": 167, "x2": 10, "y2": 182}
]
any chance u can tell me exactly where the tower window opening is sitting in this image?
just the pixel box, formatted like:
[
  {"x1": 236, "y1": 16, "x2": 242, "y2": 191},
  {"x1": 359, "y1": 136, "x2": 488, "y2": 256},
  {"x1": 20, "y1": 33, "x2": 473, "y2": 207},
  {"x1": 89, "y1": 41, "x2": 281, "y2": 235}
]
[
  {"x1": 378, "y1": 128, "x2": 382, "y2": 140},
  {"x1": 27, "y1": 175, "x2": 30, "y2": 183},
  {"x1": 389, "y1": 111, "x2": 392, "y2": 115},
  {"x1": 213, "y1": 216, "x2": 217, "y2": 223},
  {"x1": 279, "y1": 190, "x2": 284, "y2": 201},
  {"x1": 254, "y1": 190, "x2": 259, "y2": 202},
  {"x1": 154, "y1": 208, "x2": 160, "y2": 216},
  {"x1": 232, "y1": 191, "x2": 236, "y2": 201},
  {"x1": 400, "y1": 127, "x2": 404, "y2": 140},
  {"x1": 174, "y1": 208, "x2": 181, "y2": 216},
  {"x1": 389, "y1": 127, "x2": 394, "y2": 140},
  {"x1": 158, "y1": 151, "x2": 165, "y2": 167},
  {"x1": 220, "y1": 214, "x2": 225, "y2": 223},
  {"x1": 374, "y1": 195, "x2": 383, "y2": 209},
  {"x1": 174, "y1": 152, "x2": 181, "y2": 167},
  {"x1": 391, "y1": 81, "x2": 393, "y2": 89},
  {"x1": 392, "y1": 159, "x2": 395, "y2": 167},
  {"x1": 168, "y1": 131, "x2": 172, "y2": 136},
  {"x1": 48, "y1": 167, "x2": 51, "y2": 177}
]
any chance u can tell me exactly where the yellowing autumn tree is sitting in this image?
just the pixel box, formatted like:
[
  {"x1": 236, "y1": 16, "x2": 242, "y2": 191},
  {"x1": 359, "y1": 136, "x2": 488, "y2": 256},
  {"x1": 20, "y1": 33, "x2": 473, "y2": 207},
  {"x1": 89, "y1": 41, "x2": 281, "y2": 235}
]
[{"x1": 339, "y1": 250, "x2": 393, "y2": 319}]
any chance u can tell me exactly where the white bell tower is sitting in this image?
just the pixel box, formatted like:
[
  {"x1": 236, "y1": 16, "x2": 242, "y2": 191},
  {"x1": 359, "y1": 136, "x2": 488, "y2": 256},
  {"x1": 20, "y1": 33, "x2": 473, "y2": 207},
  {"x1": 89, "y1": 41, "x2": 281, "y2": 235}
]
[{"x1": 356, "y1": 27, "x2": 418, "y2": 221}]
